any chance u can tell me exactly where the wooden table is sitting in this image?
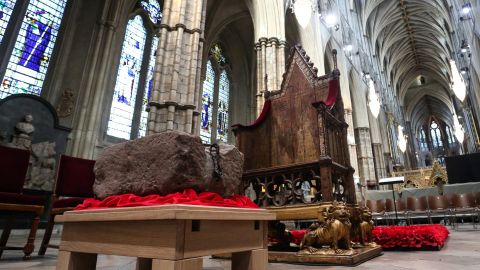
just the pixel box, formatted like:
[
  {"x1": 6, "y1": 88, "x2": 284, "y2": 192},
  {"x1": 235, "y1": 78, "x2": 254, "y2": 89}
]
[{"x1": 55, "y1": 204, "x2": 275, "y2": 270}]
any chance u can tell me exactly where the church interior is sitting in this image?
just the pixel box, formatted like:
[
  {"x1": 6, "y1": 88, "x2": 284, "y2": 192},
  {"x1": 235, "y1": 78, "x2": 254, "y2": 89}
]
[{"x1": 1, "y1": 0, "x2": 480, "y2": 269}]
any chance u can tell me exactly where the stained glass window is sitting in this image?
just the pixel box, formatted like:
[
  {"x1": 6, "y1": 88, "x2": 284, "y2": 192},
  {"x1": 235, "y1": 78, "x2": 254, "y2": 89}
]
[
  {"x1": 0, "y1": 0, "x2": 68, "y2": 99},
  {"x1": 419, "y1": 128, "x2": 428, "y2": 151},
  {"x1": 140, "y1": 0, "x2": 162, "y2": 24},
  {"x1": 217, "y1": 70, "x2": 229, "y2": 142},
  {"x1": 200, "y1": 44, "x2": 231, "y2": 144},
  {"x1": 107, "y1": 15, "x2": 147, "y2": 140},
  {"x1": 446, "y1": 125, "x2": 454, "y2": 144},
  {"x1": 200, "y1": 60, "x2": 215, "y2": 143},
  {"x1": 0, "y1": 0, "x2": 16, "y2": 44},
  {"x1": 138, "y1": 35, "x2": 158, "y2": 138},
  {"x1": 430, "y1": 121, "x2": 443, "y2": 148}
]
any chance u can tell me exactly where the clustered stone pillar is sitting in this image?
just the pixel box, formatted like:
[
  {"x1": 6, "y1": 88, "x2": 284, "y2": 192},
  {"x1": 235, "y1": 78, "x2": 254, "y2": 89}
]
[
  {"x1": 147, "y1": 0, "x2": 207, "y2": 135},
  {"x1": 254, "y1": 38, "x2": 286, "y2": 116},
  {"x1": 71, "y1": 0, "x2": 123, "y2": 159},
  {"x1": 355, "y1": 127, "x2": 376, "y2": 187}
]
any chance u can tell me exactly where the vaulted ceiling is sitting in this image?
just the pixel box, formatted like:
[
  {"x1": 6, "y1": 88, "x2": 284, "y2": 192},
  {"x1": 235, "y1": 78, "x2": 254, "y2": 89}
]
[{"x1": 362, "y1": 0, "x2": 455, "y2": 131}]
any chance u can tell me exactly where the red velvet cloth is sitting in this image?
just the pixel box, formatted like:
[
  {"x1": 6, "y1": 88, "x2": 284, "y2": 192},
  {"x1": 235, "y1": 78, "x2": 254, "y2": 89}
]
[
  {"x1": 55, "y1": 155, "x2": 95, "y2": 198},
  {"x1": 231, "y1": 100, "x2": 271, "y2": 129},
  {"x1": 372, "y1": 224, "x2": 449, "y2": 249},
  {"x1": 74, "y1": 189, "x2": 259, "y2": 210},
  {"x1": 290, "y1": 229, "x2": 306, "y2": 245},
  {"x1": 324, "y1": 78, "x2": 339, "y2": 106},
  {"x1": 0, "y1": 145, "x2": 30, "y2": 193}
]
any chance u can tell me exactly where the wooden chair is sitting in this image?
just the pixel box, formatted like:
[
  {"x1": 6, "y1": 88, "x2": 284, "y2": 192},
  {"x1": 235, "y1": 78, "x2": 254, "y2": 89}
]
[
  {"x1": 38, "y1": 155, "x2": 95, "y2": 256},
  {"x1": 427, "y1": 195, "x2": 452, "y2": 225},
  {"x1": 385, "y1": 198, "x2": 407, "y2": 224},
  {"x1": 406, "y1": 196, "x2": 430, "y2": 225},
  {"x1": 366, "y1": 199, "x2": 386, "y2": 225},
  {"x1": 450, "y1": 193, "x2": 479, "y2": 229},
  {"x1": 0, "y1": 145, "x2": 45, "y2": 259}
]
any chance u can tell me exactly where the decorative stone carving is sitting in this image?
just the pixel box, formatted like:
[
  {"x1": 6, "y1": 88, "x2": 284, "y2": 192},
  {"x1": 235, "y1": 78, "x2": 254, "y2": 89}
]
[
  {"x1": 56, "y1": 89, "x2": 75, "y2": 118},
  {"x1": 93, "y1": 131, "x2": 244, "y2": 199},
  {"x1": 12, "y1": 114, "x2": 35, "y2": 149},
  {"x1": 25, "y1": 142, "x2": 57, "y2": 191}
]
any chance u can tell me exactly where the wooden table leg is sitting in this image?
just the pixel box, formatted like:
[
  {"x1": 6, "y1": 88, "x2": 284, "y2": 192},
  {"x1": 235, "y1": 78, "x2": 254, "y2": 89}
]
[
  {"x1": 136, "y1": 258, "x2": 152, "y2": 270},
  {"x1": 232, "y1": 249, "x2": 268, "y2": 270},
  {"x1": 151, "y1": 257, "x2": 202, "y2": 270},
  {"x1": 56, "y1": 250, "x2": 97, "y2": 270}
]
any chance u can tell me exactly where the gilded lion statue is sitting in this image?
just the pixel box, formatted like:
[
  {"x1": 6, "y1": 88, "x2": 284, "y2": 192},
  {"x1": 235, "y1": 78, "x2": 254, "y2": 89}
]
[{"x1": 299, "y1": 202, "x2": 352, "y2": 254}]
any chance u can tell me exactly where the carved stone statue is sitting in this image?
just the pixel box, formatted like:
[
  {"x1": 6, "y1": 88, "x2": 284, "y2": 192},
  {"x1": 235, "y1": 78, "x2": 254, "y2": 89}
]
[
  {"x1": 299, "y1": 202, "x2": 354, "y2": 254},
  {"x1": 56, "y1": 89, "x2": 75, "y2": 118},
  {"x1": 26, "y1": 142, "x2": 56, "y2": 191},
  {"x1": 12, "y1": 114, "x2": 35, "y2": 149}
]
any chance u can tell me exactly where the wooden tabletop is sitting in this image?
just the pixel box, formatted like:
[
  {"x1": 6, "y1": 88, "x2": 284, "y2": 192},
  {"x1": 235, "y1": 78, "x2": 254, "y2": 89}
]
[{"x1": 56, "y1": 204, "x2": 276, "y2": 223}]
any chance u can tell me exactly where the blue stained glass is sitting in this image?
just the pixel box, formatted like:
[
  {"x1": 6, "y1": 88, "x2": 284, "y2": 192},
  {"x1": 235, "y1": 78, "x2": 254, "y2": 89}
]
[
  {"x1": 200, "y1": 60, "x2": 214, "y2": 143},
  {"x1": 0, "y1": 0, "x2": 16, "y2": 45},
  {"x1": 0, "y1": 0, "x2": 68, "y2": 99},
  {"x1": 217, "y1": 70, "x2": 229, "y2": 142},
  {"x1": 138, "y1": 35, "x2": 159, "y2": 138},
  {"x1": 140, "y1": 0, "x2": 162, "y2": 24},
  {"x1": 107, "y1": 16, "x2": 147, "y2": 139}
]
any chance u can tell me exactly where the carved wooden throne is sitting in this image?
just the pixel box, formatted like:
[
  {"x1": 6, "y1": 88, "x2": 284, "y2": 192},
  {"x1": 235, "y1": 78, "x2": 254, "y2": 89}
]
[{"x1": 233, "y1": 46, "x2": 356, "y2": 220}]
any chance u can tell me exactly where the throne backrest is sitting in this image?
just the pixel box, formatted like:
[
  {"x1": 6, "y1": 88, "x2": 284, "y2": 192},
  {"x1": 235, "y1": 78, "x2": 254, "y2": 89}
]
[{"x1": 233, "y1": 46, "x2": 346, "y2": 171}]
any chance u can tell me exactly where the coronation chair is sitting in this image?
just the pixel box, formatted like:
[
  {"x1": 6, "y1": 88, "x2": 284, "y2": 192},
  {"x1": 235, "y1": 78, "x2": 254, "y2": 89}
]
[
  {"x1": 0, "y1": 145, "x2": 44, "y2": 259},
  {"x1": 38, "y1": 155, "x2": 95, "y2": 256}
]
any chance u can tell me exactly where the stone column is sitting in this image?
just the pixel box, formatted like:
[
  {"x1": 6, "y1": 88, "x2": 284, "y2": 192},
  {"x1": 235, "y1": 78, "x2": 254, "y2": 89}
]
[
  {"x1": 147, "y1": 0, "x2": 207, "y2": 135},
  {"x1": 254, "y1": 38, "x2": 286, "y2": 116},
  {"x1": 70, "y1": 0, "x2": 124, "y2": 159},
  {"x1": 345, "y1": 109, "x2": 359, "y2": 180},
  {"x1": 355, "y1": 127, "x2": 376, "y2": 187}
]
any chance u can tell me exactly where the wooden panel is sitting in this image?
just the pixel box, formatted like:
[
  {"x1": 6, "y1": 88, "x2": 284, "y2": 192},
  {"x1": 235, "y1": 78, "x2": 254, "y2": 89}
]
[
  {"x1": 57, "y1": 204, "x2": 275, "y2": 223},
  {"x1": 183, "y1": 220, "x2": 264, "y2": 258},
  {"x1": 60, "y1": 220, "x2": 178, "y2": 259}
]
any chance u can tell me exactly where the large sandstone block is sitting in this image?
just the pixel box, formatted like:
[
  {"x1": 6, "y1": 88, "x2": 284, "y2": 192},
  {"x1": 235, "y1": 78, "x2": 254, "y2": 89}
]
[{"x1": 93, "y1": 131, "x2": 244, "y2": 199}]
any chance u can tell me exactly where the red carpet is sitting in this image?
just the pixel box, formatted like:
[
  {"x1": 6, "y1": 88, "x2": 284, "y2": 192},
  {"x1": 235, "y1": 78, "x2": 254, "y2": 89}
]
[
  {"x1": 74, "y1": 189, "x2": 259, "y2": 210},
  {"x1": 372, "y1": 224, "x2": 449, "y2": 249}
]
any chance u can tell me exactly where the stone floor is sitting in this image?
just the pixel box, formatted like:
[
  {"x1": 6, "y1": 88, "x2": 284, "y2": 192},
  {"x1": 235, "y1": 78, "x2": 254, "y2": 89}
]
[{"x1": 1, "y1": 225, "x2": 480, "y2": 269}]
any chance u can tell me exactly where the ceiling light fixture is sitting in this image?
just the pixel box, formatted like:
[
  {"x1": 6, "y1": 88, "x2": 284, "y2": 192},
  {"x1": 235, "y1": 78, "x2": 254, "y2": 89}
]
[
  {"x1": 292, "y1": 0, "x2": 313, "y2": 28},
  {"x1": 462, "y1": 2, "x2": 472, "y2": 14},
  {"x1": 453, "y1": 114, "x2": 465, "y2": 144},
  {"x1": 368, "y1": 78, "x2": 381, "y2": 118},
  {"x1": 344, "y1": 44, "x2": 353, "y2": 52},
  {"x1": 397, "y1": 125, "x2": 408, "y2": 153},
  {"x1": 450, "y1": 60, "x2": 467, "y2": 101}
]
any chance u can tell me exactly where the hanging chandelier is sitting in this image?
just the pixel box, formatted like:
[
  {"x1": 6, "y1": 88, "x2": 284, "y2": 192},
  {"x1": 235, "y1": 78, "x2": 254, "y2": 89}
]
[
  {"x1": 450, "y1": 60, "x2": 467, "y2": 101},
  {"x1": 368, "y1": 78, "x2": 381, "y2": 118},
  {"x1": 453, "y1": 114, "x2": 465, "y2": 144},
  {"x1": 291, "y1": 0, "x2": 313, "y2": 28},
  {"x1": 397, "y1": 125, "x2": 407, "y2": 153}
]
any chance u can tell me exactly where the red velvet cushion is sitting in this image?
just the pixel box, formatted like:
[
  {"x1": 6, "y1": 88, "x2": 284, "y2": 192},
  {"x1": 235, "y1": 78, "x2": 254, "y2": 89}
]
[
  {"x1": 52, "y1": 197, "x2": 86, "y2": 208},
  {"x1": 55, "y1": 155, "x2": 95, "y2": 198},
  {"x1": 0, "y1": 145, "x2": 30, "y2": 193},
  {"x1": 0, "y1": 191, "x2": 45, "y2": 205}
]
